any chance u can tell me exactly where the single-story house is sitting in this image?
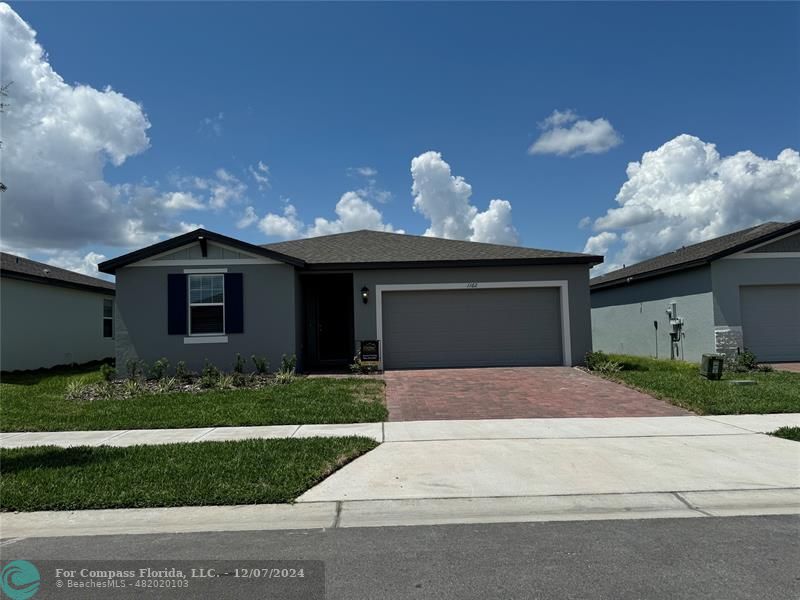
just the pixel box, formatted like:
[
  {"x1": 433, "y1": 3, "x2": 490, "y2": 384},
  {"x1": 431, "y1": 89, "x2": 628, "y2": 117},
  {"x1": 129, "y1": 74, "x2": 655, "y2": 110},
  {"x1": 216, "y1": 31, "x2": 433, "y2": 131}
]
[
  {"x1": 98, "y1": 229, "x2": 603, "y2": 373},
  {"x1": 590, "y1": 220, "x2": 800, "y2": 363},
  {"x1": 1, "y1": 252, "x2": 116, "y2": 371}
]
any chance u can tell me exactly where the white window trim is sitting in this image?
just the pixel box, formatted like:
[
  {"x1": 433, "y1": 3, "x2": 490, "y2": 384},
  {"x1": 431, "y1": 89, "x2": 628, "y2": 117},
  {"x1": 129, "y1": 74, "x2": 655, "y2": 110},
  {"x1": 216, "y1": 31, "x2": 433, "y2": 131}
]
[
  {"x1": 188, "y1": 273, "x2": 225, "y2": 336},
  {"x1": 184, "y1": 335, "x2": 228, "y2": 345},
  {"x1": 102, "y1": 298, "x2": 114, "y2": 339},
  {"x1": 374, "y1": 280, "x2": 572, "y2": 369}
]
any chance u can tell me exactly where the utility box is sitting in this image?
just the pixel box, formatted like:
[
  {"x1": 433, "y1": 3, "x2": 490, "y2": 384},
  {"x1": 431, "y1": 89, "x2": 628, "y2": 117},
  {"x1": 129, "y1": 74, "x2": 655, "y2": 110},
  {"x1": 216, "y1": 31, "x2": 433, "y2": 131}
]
[{"x1": 700, "y1": 354, "x2": 725, "y2": 380}]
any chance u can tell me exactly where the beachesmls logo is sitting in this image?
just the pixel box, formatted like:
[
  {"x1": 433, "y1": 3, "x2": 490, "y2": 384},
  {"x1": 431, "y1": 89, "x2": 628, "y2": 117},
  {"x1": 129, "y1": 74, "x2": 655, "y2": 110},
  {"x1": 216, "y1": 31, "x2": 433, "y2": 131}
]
[{"x1": 1, "y1": 560, "x2": 40, "y2": 600}]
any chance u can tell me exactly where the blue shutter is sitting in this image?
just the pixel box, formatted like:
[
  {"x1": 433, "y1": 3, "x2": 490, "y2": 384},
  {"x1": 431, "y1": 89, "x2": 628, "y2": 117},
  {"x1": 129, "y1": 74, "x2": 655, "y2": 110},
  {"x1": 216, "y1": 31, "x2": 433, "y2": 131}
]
[
  {"x1": 225, "y1": 273, "x2": 244, "y2": 334},
  {"x1": 167, "y1": 274, "x2": 188, "y2": 335}
]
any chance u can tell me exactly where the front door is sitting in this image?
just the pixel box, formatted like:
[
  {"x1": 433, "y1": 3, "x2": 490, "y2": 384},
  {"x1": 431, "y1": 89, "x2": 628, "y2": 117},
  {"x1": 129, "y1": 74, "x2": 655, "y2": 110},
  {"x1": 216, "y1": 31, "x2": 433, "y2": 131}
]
[{"x1": 303, "y1": 275, "x2": 354, "y2": 369}]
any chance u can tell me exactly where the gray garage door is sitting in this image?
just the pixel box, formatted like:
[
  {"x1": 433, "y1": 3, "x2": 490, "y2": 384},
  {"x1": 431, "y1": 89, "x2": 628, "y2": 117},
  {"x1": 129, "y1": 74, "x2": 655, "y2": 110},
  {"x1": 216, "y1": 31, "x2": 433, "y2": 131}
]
[
  {"x1": 381, "y1": 287, "x2": 563, "y2": 369},
  {"x1": 740, "y1": 285, "x2": 800, "y2": 362}
]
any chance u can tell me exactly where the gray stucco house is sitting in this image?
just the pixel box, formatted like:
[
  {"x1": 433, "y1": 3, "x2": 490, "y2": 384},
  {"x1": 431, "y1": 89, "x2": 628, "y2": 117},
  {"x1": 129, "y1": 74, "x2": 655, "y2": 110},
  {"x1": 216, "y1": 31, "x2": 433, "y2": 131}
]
[
  {"x1": 590, "y1": 220, "x2": 800, "y2": 363},
  {"x1": 98, "y1": 229, "x2": 602, "y2": 372},
  {"x1": 1, "y1": 253, "x2": 116, "y2": 371}
]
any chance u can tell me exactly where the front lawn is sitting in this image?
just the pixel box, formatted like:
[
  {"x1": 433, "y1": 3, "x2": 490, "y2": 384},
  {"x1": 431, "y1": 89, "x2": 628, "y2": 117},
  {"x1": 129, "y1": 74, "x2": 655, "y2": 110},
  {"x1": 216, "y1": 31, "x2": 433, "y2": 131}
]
[
  {"x1": 0, "y1": 365, "x2": 387, "y2": 432},
  {"x1": 595, "y1": 354, "x2": 800, "y2": 415},
  {"x1": 770, "y1": 426, "x2": 800, "y2": 442},
  {"x1": 0, "y1": 437, "x2": 377, "y2": 512}
]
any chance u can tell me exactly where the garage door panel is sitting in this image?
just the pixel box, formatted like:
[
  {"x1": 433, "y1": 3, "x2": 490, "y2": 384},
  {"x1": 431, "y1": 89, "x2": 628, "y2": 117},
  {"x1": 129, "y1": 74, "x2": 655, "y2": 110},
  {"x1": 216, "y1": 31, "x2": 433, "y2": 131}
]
[
  {"x1": 740, "y1": 285, "x2": 800, "y2": 362},
  {"x1": 382, "y1": 288, "x2": 563, "y2": 369}
]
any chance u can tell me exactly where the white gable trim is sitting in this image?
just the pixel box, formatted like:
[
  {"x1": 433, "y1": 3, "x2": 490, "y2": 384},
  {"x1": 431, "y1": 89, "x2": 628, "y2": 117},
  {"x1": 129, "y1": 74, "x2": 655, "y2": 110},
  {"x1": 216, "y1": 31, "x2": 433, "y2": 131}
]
[{"x1": 128, "y1": 240, "x2": 281, "y2": 267}]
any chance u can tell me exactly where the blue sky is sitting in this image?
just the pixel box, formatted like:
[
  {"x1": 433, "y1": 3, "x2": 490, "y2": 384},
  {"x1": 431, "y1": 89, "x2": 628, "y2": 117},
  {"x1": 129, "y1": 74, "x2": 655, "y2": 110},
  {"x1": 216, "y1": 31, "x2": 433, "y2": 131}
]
[{"x1": 3, "y1": 2, "x2": 799, "y2": 276}]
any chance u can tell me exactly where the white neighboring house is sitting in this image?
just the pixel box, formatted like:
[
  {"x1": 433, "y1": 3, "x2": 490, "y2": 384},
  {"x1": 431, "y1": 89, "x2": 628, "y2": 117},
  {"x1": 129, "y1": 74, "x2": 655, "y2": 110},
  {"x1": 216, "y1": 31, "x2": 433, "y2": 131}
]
[{"x1": 1, "y1": 252, "x2": 115, "y2": 372}]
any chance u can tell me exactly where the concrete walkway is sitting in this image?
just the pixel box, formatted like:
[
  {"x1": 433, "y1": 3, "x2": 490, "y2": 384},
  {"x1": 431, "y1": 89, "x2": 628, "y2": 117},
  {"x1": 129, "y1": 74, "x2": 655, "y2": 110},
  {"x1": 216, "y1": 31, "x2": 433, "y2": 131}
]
[
  {"x1": 1, "y1": 414, "x2": 799, "y2": 448},
  {"x1": 0, "y1": 413, "x2": 800, "y2": 448}
]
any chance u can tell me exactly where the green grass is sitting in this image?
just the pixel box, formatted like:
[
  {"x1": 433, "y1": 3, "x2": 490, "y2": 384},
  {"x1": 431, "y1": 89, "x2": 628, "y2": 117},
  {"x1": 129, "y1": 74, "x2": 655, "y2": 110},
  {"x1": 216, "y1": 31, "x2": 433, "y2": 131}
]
[
  {"x1": 0, "y1": 437, "x2": 377, "y2": 512},
  {"x1": 599, "y1": 354, "x2": 800, "y2": 415},
  {"x1": 0, "y1": 365, "x2": 387, "y2": 432},
  {"x1": 770, "y1": 426, "x2": 800, "y2": 442}
]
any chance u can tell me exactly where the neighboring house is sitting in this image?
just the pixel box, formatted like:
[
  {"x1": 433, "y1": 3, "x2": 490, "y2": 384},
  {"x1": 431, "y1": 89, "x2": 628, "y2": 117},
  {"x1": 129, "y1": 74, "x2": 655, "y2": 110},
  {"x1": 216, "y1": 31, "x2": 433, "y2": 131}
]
[
  {"x1": 1, "y1": 253, "x2": 116, "y2": 372},
  {"x1": 590, "y1": 220, "x2": 800, "y2": 363},
  {"x1": 98, "y1": 228, "x2": 602, "y2": 372}
]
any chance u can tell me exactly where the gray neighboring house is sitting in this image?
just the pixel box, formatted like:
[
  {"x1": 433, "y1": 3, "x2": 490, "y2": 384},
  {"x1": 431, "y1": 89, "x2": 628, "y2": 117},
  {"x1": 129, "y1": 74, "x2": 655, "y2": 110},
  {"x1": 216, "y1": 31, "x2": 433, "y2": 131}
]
[
  {"x1": 98, "y1": 229, "x2": 602, "y2": 373},
  {"x1": 590, "y1": 220, "x2": 800, "y2": 363},
  {"x1": 1, "y1": 253, "x2": 116, "y2": 372}
]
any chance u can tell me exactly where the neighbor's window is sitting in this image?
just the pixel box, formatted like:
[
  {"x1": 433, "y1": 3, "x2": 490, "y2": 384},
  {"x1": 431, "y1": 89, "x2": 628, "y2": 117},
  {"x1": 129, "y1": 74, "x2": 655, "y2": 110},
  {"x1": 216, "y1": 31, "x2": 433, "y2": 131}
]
[
  {"x1": 189, "y1": 274, "x2": 224, "y2": 334},
  {"x1": 103, "y1": 299, "x2": 114, "y2": 338}
]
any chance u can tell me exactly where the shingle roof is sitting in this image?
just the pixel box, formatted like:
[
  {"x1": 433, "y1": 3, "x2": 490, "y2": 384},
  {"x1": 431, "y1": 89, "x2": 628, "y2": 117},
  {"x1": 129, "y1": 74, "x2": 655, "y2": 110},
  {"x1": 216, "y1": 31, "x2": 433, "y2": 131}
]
[
  {"x1": 1, "y1": 252, "x2": 115, "y2": 294},
  {"x1": 590, "y1": 220, "x2": 800, "y2": 290},
  {"x1": 263, "y1": 229, "x2": 602, "y2": 268}
]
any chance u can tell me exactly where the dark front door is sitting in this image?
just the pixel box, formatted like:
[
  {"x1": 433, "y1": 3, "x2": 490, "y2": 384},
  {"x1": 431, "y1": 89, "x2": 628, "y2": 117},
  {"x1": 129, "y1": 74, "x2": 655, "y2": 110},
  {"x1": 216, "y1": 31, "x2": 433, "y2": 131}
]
[{"x1": 303, "y1": 274, "x2": 354, "y2": 369}]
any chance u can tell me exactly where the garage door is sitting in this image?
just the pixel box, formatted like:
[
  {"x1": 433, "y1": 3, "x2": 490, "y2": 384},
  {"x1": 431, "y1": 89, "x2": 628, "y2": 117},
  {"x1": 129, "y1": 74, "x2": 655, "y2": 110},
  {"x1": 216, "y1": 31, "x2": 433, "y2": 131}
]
[
  {"x1": 381, "y1": 287, "x2": 563, "y2": 369},
  {"x1": 740, "y1": 285, "x2": 800, "y2": 362}
]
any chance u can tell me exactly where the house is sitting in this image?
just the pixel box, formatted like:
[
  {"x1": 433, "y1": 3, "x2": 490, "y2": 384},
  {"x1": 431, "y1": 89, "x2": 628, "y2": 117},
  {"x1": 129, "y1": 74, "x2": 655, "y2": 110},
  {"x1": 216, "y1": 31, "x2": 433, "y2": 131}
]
[
  {"x1": 590, "y1": 220, "x2": 800, "y2": 363},
  {"x1": 1, "y1": 253, "x2": 116, "y2": 371},
  {"x1": 98, "y1": 229, "x2": 602, "y2": 373}
]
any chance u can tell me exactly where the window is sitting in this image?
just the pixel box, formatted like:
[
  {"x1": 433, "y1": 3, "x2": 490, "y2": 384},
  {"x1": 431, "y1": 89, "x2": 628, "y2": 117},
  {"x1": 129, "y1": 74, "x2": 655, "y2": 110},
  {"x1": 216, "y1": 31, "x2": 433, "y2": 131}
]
[
  {"x1": 189, "y1": 274, "x2": 224, "y2": 334},
  {"x1": 103, "y1": 299, "x2": 114, "y2": 338}
]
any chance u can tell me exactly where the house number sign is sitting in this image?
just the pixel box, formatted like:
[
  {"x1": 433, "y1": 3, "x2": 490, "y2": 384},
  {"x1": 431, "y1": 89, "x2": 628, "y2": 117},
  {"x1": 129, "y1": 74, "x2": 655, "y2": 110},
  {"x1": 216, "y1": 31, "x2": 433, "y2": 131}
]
[{"x1": 466, "y1": 282, "x2": 478, "y2": 288}]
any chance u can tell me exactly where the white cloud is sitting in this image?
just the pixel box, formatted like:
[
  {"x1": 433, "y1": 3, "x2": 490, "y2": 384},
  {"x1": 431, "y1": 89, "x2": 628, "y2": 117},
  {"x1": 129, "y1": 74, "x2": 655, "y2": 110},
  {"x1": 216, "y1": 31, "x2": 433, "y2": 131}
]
[
  {"x1": 348, "y1": 166, "x2": 378, "y2": 177},
  {"x1": 410, "y1": 151, "x2": 519, "y2": 245},
  {"x1": 529, "y1": 109, "x2": 622, "y2": 156},
  {"x1": 249, "y1": 161, "x2": 270, "y2": 190},
  {"x1": 47, "y1": 251, "x2": 109, "y2": 279},
  {"x1": 578, "y1": 216, "x2": 592, "y2": 229},
  {"x1": 307, "y1": 192, "x2": 400, "y2": 238},
  {"x1": 258, "y1": 204, "x2": 304, "y2": 240},
  {"x1": 236, "y1": 206, "x2": 258, "y2": 229},
  {"x1": 201, "y1": 112, "x2": 224, "y2": 136},
  {"x1": 585, "y1": 134, "x2": 800, "y2": 273},
  {"x1": 163, "y1": 192, "x2": 205, "y2": 211},
  {"x1": 0, "y1": 4, "x2": 218, "y2": 253},
  {"x1": 582, "y1": 231, "x2": 618, "y2": 256},
  {"x1": 538, "y1": 109, "x2": 578, "y2": 129}
]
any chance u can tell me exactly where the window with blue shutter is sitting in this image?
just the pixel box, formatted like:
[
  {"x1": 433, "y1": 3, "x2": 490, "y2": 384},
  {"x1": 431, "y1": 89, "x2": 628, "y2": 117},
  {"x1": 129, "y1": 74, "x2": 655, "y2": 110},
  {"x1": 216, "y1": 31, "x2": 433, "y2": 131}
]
[
  {"x1": 224, "y1": 273, "x2": 244, "y2": 334},
  {"x1": 167, "y1": 273, "x2": 188, "y2": 335}
]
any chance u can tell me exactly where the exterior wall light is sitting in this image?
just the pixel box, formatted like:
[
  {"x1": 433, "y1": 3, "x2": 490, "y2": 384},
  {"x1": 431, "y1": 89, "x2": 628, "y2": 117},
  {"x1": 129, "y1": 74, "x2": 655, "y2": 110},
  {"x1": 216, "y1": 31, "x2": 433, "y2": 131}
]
[{"x1": 361, "y1": 286, "x2": 369, "y2": 304}]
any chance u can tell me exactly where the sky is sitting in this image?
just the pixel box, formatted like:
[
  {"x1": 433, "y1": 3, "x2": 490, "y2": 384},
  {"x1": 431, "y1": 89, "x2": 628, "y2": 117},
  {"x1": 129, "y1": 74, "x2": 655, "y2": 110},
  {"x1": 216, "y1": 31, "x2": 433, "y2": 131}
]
[{"x1": 1, "y1": 1, "x2": 799, "y2": 279}]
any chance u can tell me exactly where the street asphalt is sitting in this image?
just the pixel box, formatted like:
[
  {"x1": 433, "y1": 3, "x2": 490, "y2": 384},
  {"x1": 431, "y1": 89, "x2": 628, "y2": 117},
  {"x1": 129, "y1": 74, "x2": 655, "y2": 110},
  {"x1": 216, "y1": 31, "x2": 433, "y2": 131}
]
[{"x1": 3, "y1": 515, "x2": 798, "y2": 599}]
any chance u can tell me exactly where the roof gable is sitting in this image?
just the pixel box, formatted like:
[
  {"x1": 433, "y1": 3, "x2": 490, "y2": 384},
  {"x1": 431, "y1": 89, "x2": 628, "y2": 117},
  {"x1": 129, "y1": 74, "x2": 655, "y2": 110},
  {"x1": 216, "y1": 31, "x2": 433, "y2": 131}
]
[
  {"x1": 98, "y1": 229, "x2": 304, "y2": 274},
  {"x1": 590, "y1": 220, "x2": 800, "y2": 290}
]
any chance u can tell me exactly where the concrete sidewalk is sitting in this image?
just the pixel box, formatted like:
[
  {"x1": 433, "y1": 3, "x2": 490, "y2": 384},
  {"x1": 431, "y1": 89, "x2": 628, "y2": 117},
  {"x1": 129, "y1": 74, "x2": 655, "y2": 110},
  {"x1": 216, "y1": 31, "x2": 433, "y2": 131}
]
[
  {"x1": 3, "y1": 488, "x2": 798, "y2": 539},
  {"x1": 2, "y1": 414, "x2": 799, "y2": 448}
]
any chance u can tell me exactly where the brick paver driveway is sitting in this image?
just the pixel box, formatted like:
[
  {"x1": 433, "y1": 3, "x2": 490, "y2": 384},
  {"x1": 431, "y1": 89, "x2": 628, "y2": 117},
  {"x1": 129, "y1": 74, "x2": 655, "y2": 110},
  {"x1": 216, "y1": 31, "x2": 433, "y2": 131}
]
[{"x1": 385, "y1": 367, "x2": 690, "y2": 421}]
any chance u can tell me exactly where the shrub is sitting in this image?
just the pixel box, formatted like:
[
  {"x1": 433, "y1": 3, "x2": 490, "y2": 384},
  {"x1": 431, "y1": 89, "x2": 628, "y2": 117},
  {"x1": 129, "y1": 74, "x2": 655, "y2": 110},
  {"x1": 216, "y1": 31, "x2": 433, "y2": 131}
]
[
  {"x1": 150, "y1": 357, "x2": 170, "y2": 380},
  {"x1": 273, "y1": 370, "x2": 296, "y2": 385},
  {"x1": 757, "y1": 363, "x2": 774, "y2": 373},
  {"x1": 217, "y1": 374, "x2": 236, "y2": 389},
  {"x1": 95, "y1": 381, "x2": 115, "y2": 401},
  {"x1": 251, "y1": 355, "x2": 269, "y2": 375},
  {"x1": 280, "y1": 354, "x2": 297, "y2": 374},
  {"x1": 232, "y1": 372, "x2": 250, "y2": 387},
  {"x1": 233, "y1": 353, "x2": 246, "y2": 374},
  {"x1": 122, "y1": 378, "x2": 142, "y2": 397},
  {"x1": 200, "y1": 360, "x2": 220, "y2": 388},
  {"x1": 585, "y1": 351, "x2": 610, "y2": 371},
  {"x1": 728, "y1": 348, "x2": 761, "y2": 373},
  {"x1": 65, "y1": 379, "x2": 88, "y2": 401},
  {"x1": 175, "y1": 361, "x2": 191, "y2": 382},
  {"x1": 595, "y1": 360, "x2": 623, "y2": 375},
  {"x1": 100, "y1": 364, "x2": 116, "y2": 382},
  {"x1": 156, "y1": 377, "x2": 178, "y2": 394},
  {"x1": 125, "y1": 358, "x2": 145, "y2": 380}
]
